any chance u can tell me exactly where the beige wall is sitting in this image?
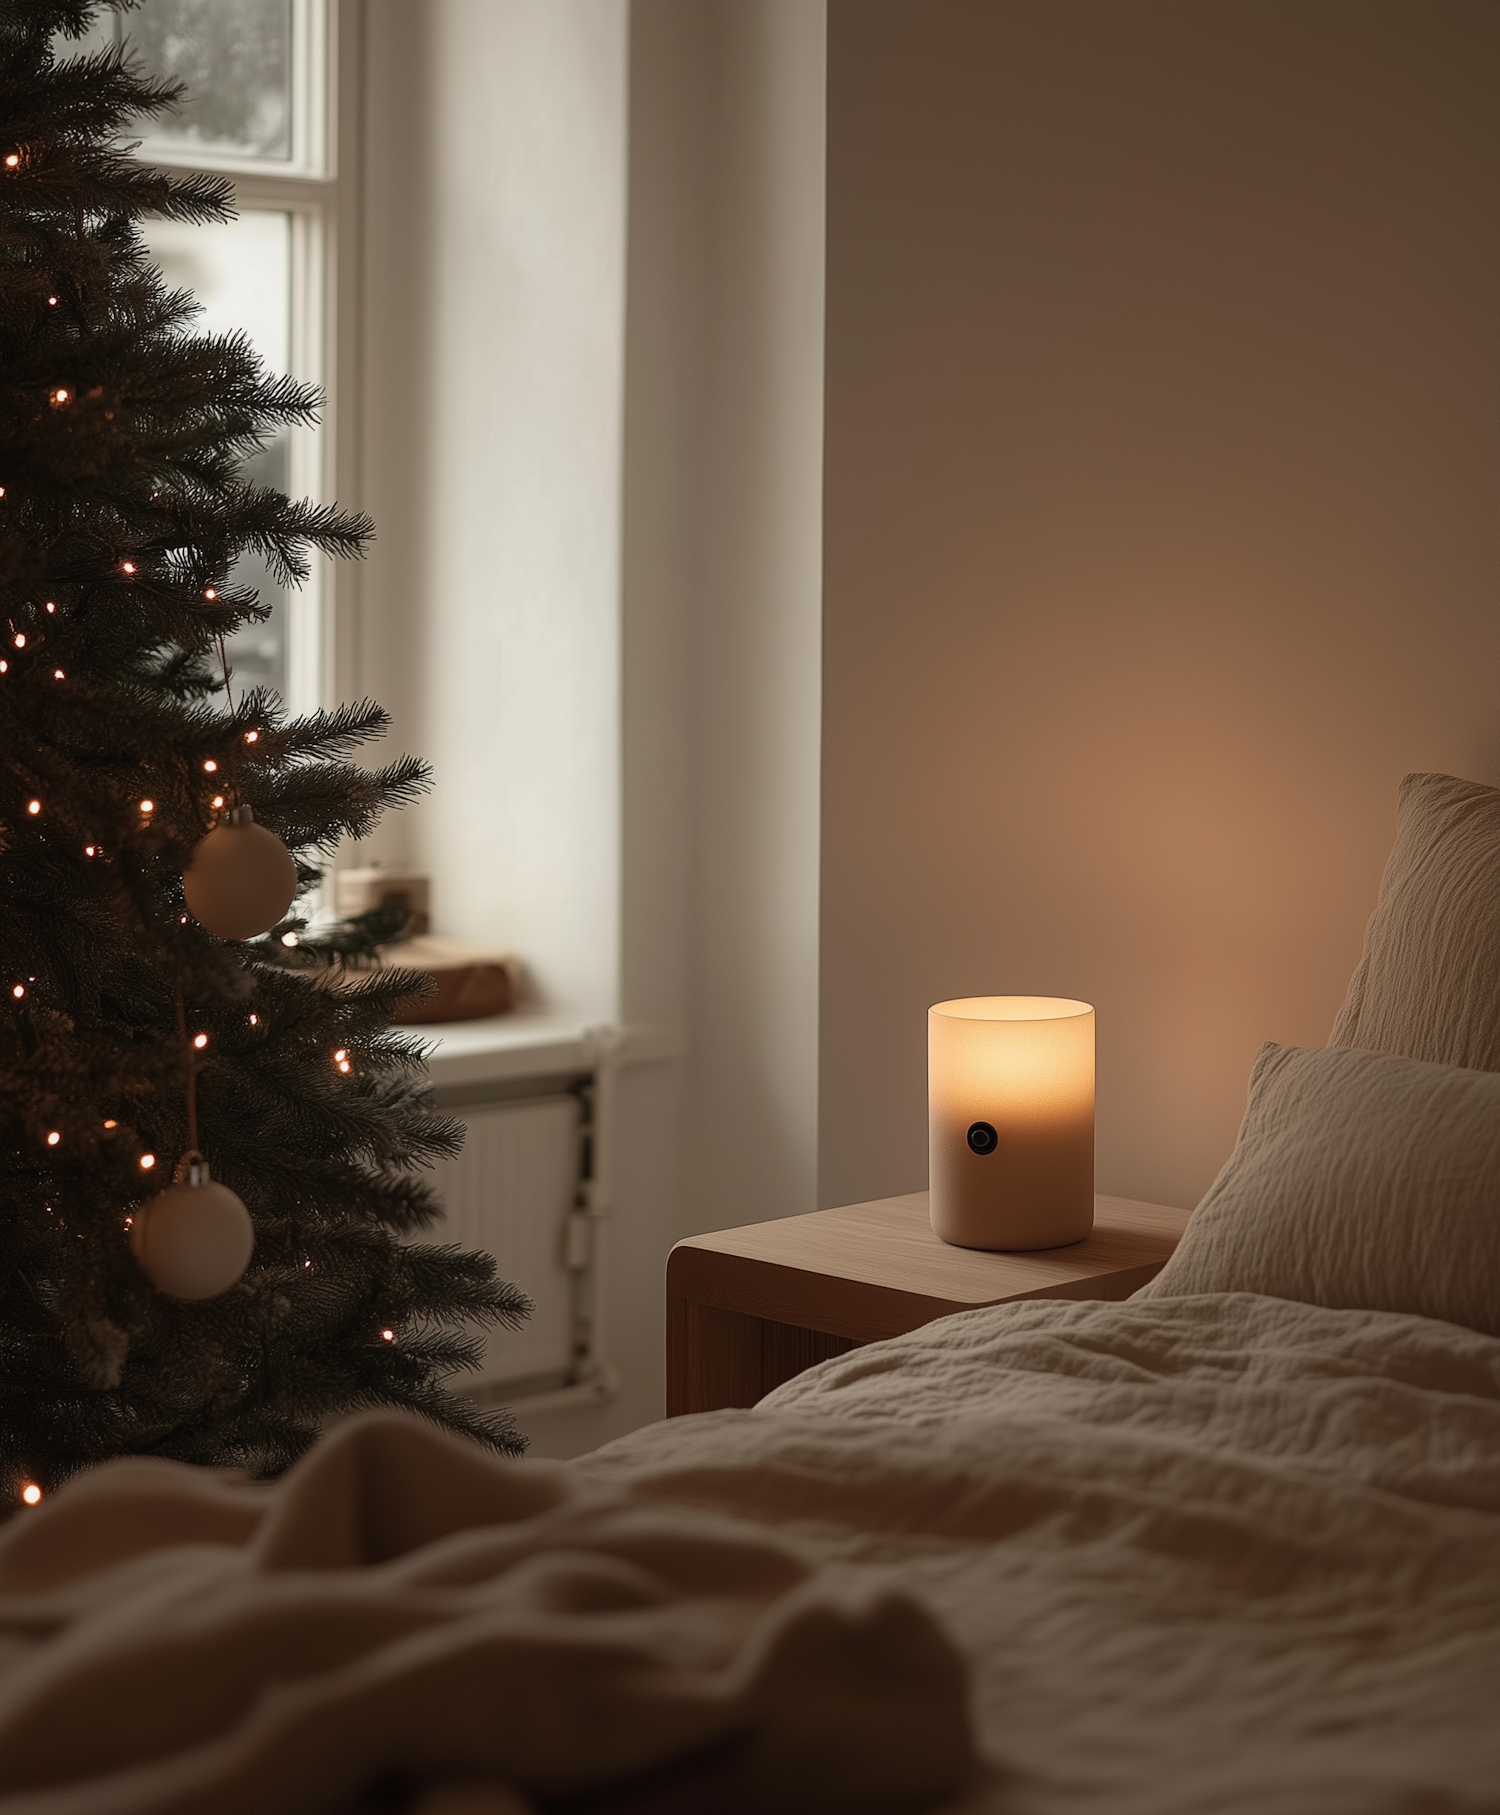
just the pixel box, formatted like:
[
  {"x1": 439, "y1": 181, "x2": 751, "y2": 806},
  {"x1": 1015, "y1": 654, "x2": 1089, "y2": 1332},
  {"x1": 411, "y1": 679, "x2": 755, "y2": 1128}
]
[{"x1": 820, "y1": 0, "x2": 1500, "y2": 1213}]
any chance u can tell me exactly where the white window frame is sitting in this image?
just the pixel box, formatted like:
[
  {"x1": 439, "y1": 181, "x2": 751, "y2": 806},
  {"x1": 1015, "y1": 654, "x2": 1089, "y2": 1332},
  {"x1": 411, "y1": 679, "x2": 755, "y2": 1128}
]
[{"x1": 123, "y1": 0, "x2": 359, "y2": 718}]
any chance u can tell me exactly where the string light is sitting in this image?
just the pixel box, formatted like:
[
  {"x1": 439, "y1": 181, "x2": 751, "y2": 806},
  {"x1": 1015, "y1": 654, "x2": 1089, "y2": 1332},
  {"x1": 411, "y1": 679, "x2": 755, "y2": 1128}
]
[
  {"x1": 0, "y1": 662, "x2": 8, "y2": 674},
  {"x1": 204, "y1": 587, "x2": 217, "y2": 601},
  {"x1": 84, "y1": 845, "x2": 96, "y2": 856},
  {"x1": 11, "y1": 985, "x2": 23, "y2": 999},
  {"x1": 211, "y1": 794, "x2": 225, "y2": 809},
  {"x1": 203, "y1": 759, "x2": 218, "y2": 773},
  {"x1": 13, "y1": 633, "x2": 25, "y2": 648},
  {"x1": 244, "y1": 730, "x2": 259, "y2": 744},
  {"x1": 4, "y1": 154, "x2": 19, "y2": 169},
  {"x1": 52, "y1": 669, "x2": 63, "y2": 680},
  {"x1": 193, "y1": 1032, "x2": 208, "y2": 1049},
  {"x1": 248, "y1": 1013, "x2": 259, "y2": 1027},
  {"x1": 120, "y1": 561, "x2": 135, "y2": 575},
  {"x1": 139, "y1": 1153, "x2": 156, "y2": 1170},
  {"x1": 333, "y1": 1049, "x2": 347, "y2": 1061},
  {"x1": 381, "y1": 1329, "x2": 395, "y2": 1343},
  {"x1": 26, "y1": 800, "x2": 39, "y2": 815},
  {"x1": 50, "y1": 388, "x2": 69, "y2": 405},
  {"x1": 20, "y1": 1484, "x2": 41, "y2": 1506},
  {"x1": 338, "y1": 1059, "x2": 351, "y2": 1073},
  {"x1": 44, "y1": 602, "x2": 54, "y2": 614},
  {"x1": 47, "y1": 296, "x2": 57, "y2": 307},
  {"x1": 280, "y1": 931, "x2": 299, "y2": 948},
  {"x1": 103, "y1": 1119, "x2": 117, "y2": 1129},
  {"x1": 139, "y1": 799, "x2": 154, "y2": 815},
  {"x1": 45, "y1": 1131, "x2": 59, "y2": 1147}
]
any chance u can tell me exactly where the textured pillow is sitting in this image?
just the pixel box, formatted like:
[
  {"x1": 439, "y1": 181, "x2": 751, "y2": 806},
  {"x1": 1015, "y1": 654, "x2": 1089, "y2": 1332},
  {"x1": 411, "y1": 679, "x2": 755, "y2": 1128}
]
[
  {"x1": 1136, "y1": 1042, "x2": 1500, "y2": 1335},
  {"x1": 1331, "y1": 771, "x2": 1500, "y2": 1070}
]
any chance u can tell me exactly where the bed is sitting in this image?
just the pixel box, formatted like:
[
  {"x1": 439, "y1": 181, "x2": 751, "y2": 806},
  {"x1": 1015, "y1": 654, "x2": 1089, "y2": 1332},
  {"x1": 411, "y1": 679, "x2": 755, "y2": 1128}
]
[{"x1": 2, "y1": 772, "x2": 1499, "y2": 1813}]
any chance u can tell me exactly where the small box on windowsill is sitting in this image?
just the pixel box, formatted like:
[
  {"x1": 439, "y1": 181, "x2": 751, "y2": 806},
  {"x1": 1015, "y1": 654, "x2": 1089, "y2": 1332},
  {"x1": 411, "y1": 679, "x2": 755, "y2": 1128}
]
[
  {"x1": 379, "y1": 936, "x2": 522, "y2": 1025},
  {"x1": 333, "y1": 870, "x2": 519, "y2": 1024}
]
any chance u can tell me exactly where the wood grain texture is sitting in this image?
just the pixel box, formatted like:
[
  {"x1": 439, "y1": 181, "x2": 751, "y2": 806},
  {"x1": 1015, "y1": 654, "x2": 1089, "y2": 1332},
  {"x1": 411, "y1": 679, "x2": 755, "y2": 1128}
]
[
  {"x1": 666, "y1": 1297, "x2": 857, "y2": 1416},
  {"x1": 667, "y1": 1192, "x2": 1191, "y2": 1345}
]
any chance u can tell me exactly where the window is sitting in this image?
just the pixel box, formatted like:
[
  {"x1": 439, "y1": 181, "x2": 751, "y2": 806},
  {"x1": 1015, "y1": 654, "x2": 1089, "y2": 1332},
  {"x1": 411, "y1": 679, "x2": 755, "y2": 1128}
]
[{"x1": 80, "y1": 0, "x2": 339, "y2": 711}]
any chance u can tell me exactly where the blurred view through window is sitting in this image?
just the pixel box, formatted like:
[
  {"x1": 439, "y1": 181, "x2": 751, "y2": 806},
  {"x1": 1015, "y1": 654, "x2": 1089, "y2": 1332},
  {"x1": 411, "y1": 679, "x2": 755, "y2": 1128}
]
[{"x1": 80, "y1": 1, "x2": 330, "y2": 707}]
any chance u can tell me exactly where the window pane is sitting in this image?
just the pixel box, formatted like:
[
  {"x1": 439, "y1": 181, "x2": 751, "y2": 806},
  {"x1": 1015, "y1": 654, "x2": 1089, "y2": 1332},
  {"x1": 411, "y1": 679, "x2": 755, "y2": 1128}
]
[
  {"x1": 144, "y1": 210, "x2": 295, "y2": 701},
  {"x1": 124, "y1": 0, "x2": 293, "y2": 163}
]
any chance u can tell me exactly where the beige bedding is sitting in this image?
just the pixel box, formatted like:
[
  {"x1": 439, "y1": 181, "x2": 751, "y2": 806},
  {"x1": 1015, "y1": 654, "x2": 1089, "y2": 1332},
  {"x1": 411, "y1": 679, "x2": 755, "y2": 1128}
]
[
  {"x1": 578, "y1": 1291, "x2": 1500, "y2": 1813},
  {"x1": 0, "y1": 1414, "x2": 968, "y2": 1815},
  {"x1": 2, "y1": 1289, "x2": 1496, "y2": 1812}
]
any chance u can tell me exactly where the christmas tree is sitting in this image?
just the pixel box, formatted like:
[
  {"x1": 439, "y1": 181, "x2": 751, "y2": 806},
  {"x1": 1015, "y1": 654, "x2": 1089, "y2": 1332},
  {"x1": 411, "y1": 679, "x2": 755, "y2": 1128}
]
[{"x1": 0, "y1": 0, "x2": 528, "y2": 1496}]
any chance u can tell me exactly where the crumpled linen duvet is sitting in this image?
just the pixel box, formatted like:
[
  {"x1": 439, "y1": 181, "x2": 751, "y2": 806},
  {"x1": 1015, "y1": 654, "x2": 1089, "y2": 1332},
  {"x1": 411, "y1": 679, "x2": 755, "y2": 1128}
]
[
  {"x1": 578, "y1": 1291, "x2": 1500, "y2": 1815},
  {"x1": 0, "y1": 1413, "x2": 970, "y2": 1815},
  {"x1": 4, "y1": 1291, "x2": 1499, "y2": 1815}
]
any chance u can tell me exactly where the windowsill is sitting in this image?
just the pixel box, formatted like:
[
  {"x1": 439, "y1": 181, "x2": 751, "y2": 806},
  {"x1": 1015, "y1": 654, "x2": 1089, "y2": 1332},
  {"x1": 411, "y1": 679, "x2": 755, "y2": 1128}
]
[{"x1": 420, "y1": 1014, "x2": 682, "y2": 1088}]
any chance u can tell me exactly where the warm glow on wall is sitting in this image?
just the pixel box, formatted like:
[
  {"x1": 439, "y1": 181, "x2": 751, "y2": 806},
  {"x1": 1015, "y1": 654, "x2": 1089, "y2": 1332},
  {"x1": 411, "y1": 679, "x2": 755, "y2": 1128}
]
[{"x1": 928, "y1": 996, "x2": 1094, "y2": 1251}]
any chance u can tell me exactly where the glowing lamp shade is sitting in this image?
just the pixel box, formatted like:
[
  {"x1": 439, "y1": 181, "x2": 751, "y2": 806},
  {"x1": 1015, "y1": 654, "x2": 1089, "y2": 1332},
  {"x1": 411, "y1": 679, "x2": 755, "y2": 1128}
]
[{"x1": 929, "y1": 996, "x2": 1095, "y2": 1251}]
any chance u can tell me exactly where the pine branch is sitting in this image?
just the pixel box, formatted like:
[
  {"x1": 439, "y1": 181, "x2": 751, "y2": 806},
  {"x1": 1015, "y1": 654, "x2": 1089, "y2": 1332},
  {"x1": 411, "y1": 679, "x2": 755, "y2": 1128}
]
[{"x1": 0, "y1": 1, "x2": 530, "y2": 1486}]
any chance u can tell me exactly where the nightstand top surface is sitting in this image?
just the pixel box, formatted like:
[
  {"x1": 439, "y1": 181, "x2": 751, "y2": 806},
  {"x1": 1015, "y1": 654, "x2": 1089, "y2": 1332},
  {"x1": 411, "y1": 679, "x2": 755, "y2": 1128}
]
[{"x1": 668, "y1": 1192, "x2": 1192, "y2": 1343}]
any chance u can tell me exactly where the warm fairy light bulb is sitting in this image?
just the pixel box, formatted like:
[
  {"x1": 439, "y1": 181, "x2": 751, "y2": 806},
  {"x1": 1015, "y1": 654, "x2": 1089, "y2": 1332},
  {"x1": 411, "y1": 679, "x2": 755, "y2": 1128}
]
[
  {"x1": 0, "y1": 662, "x2": 8, "y2": 674},
  {"x1": 193, "y1": 1032, "x2": 208, "y2": 1049},
  {"x1": 121, "y1": 561, "x2": 136, "y2": 574},
  {"x1": 280, "y1": 931, "x2": 299, "y2": 947},
  {"x1": 203, "y1": 759, "x2": 218, "y2": 772},
  {"x1": 52, "y1": 669, "x2": 63, "y2": 680},
  {"x1": 44, "y1": 602, "x2": 54, "y2": 613},
  {"x1": 47, "y1": 296, "x2": 57, "y2": 307},
  {"x1": 381, "y1": 1329, "x2": 395, "y2": 1343},
  {"x1": 84, "y1": 845, "x2": 95, "y2": 856},
  {"x1": 139, "y1": 1153, "x2": 155, "y2": 1170},
  {"x1": 338, "y1": 1060, "x2": 351, "y2": 1073},
  {"x1": 248, "y1": 1014, "x2": 259, "y2": 1026},
  {"x1": 26, "y1": 800, "x2": 40, "y2": 815},
  {"x1": 139, "y1": 799, "x2": 154, "y2": 814},
  {"x1": 103, "y1": 1119, "x2": 117, "y2": 1129},
  {"x1": 4, "y1": 154, "x2": 19, "y2": 168},
  {"x1": 10, "y1": 985, "x2": 21, "y2": 999},
  {"x1": 244, "y1": 730, "x2": 259, "y2": 743},
  {"x1": 204, "y1": 587, "x2": 218, "y2": 601},
  {"x1": 45, "y1": 1131, "x2": 59, "y2": 1146},
  {"x1": 14, "y1": 634, "x2": 25, "y2": 648},
  {"x1": 334, "y1": 1049, "x2": 347, "y2": 1062},
  {"x1": 211, "y1": 794, "x2": 225, "y2": 809},
  {"x1": 50, "y1": 388, "x2": 69, "y2": 405},
  {"x1": 20, "y1": 1484, "x2": 41, "y2": 1506}
]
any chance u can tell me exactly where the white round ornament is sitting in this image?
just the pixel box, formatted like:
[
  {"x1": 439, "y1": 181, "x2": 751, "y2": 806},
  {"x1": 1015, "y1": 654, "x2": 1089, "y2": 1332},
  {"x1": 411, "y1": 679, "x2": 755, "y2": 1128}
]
[
  {"x1": 131, "y1": 1153, "x2": 254, "y2": 1300},
  {"x1": 183, "y1": 803, "x2": 297, "y2": 940}
]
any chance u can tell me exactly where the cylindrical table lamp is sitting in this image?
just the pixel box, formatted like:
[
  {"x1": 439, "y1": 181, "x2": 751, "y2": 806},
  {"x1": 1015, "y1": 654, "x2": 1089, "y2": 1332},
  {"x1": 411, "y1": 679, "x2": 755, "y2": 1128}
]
[{"x1": 929, "y1": 996, "x2": 1095, "y2": 1251}]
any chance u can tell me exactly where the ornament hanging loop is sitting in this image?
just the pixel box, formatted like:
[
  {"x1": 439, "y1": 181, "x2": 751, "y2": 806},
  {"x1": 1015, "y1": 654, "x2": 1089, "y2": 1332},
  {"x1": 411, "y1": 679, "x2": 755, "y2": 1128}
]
[
  {"x1": 174, "y1": 1149, "x2": 207, "y2": 1187},
  {"x1": 174, "y1": 988, "x2": 199, "y2": 1153}
]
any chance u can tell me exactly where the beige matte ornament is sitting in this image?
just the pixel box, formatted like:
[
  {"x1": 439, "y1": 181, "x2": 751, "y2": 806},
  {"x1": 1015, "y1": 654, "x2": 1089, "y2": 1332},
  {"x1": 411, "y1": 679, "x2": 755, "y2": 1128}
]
[
  {"x1": 184, "y1": 803, "x2": 297, "y2": 940},
  {"x1": 131, "y1": 1153, "x2": 254, "y2": 1300}
]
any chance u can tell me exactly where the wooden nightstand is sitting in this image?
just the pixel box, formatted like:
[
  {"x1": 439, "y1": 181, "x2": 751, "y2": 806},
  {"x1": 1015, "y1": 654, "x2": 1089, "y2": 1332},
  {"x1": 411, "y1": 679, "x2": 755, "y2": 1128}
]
[{"x1": 666, "y1": 1191, "x2": 1191, "y2": 1415}]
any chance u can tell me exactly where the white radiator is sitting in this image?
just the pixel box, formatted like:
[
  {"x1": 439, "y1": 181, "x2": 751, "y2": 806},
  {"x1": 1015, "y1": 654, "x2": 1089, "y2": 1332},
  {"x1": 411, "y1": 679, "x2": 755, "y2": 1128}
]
[{"x1": 430, "y1": 1092, "x2": 586, "y2": 1394}]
